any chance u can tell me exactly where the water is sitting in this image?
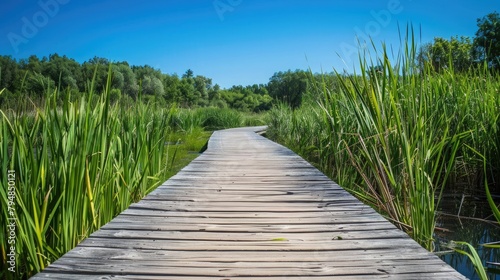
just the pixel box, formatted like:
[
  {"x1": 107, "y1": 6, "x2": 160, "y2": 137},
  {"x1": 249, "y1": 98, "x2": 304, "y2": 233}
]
[{"x1": 435, "y1": 194, "x2": 500, "y2": 279}]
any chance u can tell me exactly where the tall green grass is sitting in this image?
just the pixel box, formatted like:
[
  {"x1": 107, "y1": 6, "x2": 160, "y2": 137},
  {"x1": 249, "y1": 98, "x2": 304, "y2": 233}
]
[
  {"x1": 450, "y1": 153, "x2": 500, "y2": 280},
  {"x1": 170, "y1": 106, "x2": 266, "y2": 132},
  {"x1": 0, "y1": 72, "x2": 172, "y2": 278},
  {"x1": 0, "y1": 70, "x2": 252, "y2": 278},
  {"x1": 268, "y1": 33, "x2": 500, "y2": 251}
]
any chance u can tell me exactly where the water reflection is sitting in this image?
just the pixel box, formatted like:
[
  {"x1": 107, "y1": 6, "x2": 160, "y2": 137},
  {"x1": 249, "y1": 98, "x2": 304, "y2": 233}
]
[{"x1": 435, "y1": 195, "x2": 500, "y2": 279}]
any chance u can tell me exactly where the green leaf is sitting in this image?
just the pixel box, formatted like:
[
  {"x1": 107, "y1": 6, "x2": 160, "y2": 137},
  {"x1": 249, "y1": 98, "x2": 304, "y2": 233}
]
[
  {"x1": 452, "y1": 241, "x2": 488, "y2": 280},
  {"x1": 271, "y1": 238, "x2": 288, "y2": 241}
]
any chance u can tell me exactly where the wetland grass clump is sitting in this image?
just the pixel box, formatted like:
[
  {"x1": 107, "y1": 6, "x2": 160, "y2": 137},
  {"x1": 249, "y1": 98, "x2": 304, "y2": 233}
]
[
  {"x1": 170, "y1": 106, "x2": 267, "y2": 132},
  {"x1": 197, "y1": 107, "x2": 244, "y2": 130},
  {"x1": 0, "y1": 70, "x2": 249, "y2": 279},
  {"x1": 0, "y1": 73, "x2": 175, "y2": 279},
  {"x1": 268, "y1": 35, "x2": 500, "y2": 251}
]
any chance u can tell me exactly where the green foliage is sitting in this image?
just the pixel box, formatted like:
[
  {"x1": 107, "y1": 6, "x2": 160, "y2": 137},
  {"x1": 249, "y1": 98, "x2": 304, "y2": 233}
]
[
  {"x1": 23, "y1": 72, "x2": 56, "y2": 97},
  {"x1": 0, "y1": 86, "x2": 172, "y2": 278},
  {"x1": 116, "y1": 63, "x2": 139, "y2": 98},
  {"x1": 109, "y1": 88, "x2": 122, "y2": 104},
  {"x1": 42, "y1": 54, "x2": 81, "y2": 90},
  {"x1": 449, "y1": 241, "x2": 489, "y2": 280},
  {"x1": 219, "y1": 84, "x2": 272, "y2": 112},
  {"x1": 81, "y1": 56, "x2": 109, "y2": 92},
  {"x1": 141, "y1": 75, "x2": 165, "y2": 97},
  {"x1": 446, "y1": 151, "x2": 500, "y2": 279},
  {"x1": 163, "y1": 73, "x2": 182, "y2": 102},
  {"x1": 193, "y1": 75, "x2": 210, "y2": 107},
  {"x1": 473, "y1": 11, "x2": 500, "y2": 69},
  {"x1": 243, "y1": 112, "x2": 267, "y2": 127},
  {"x1": 169, "y1": 107, "x2": 204, "y2": 133},
  {"x1": 267, "y1": 70, "x2": 308, "y2": 109},
  {"x1": 169, "y1": 106, "x2": 262, "y2": 132},
  {"x1": 267, "y1": 102, "x2": 324, "y2": 166},
  {"x1": 0, "y1": 80, "x2": 251, "y2": 279},
  {"x1": 267, "y1": 31, "x2": 500, "y2": 252},
  {"x1": 415, "y1": 11, "x2": 500, "y2": 72},
  {"x1": 418, "y1": 36, "x2": 473, "y2": 72},
  {"x1": 197, "y1": 107, "x2": 243, "y2": 130},
  {"x1": 0, "y1": 56, "x2": 19, "y2": 91},
  {"x1": 163, "y1": 128, "x2": 211, "y2": 179},
  {"x1": 0, "y1": 56, "x2": 278, "y2": 112}
]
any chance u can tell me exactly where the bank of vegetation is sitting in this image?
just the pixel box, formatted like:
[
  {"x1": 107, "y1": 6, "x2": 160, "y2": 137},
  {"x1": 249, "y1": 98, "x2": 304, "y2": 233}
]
[
  {"x1": 0, "y1": 69, "x2": 268, "y2": 278},
  {"x1": 1, "y1": 11, "x2": 499, "y2": 280},
  {"x1": 267, "y1": 14, "x2": 500, "y2": 279}
]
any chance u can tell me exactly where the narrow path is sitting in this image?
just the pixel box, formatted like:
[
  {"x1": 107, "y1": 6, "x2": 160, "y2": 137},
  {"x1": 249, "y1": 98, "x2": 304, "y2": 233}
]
[{"x1": 32, "y1": 127, "x2": 466, "y2": 279}]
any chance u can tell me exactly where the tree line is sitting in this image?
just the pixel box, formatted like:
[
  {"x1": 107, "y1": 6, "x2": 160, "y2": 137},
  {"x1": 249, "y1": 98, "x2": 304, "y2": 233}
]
[
  {"x1": 417, "y1": 11, "x2": 500, "y2": 72},
  {"x1": 0, "y1": 52, "x2": 315, "y2": 111},
  {"x1": 0, "y1": 54, "x2": 277, "y2": 112},
  {"x1": 1, "y1": 12, "x2": 498, "y2": 111}
]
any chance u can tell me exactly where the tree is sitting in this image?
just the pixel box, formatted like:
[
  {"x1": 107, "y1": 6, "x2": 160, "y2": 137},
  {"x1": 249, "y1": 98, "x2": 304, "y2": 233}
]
[
  {"x1": 178, "y1": 70, "x2": 211, "y2": 107},
  {"x1": 208, "y1": 84, "x2": 221, "y2": 101},
  {"x1": 473, "y1": 11, "x2": 500, "y2": 69},
  {"x1": 194, "y1": 75, "x2": 211, "y2": 106},
  {"x1": 267, "y1": 70, "x2": 308, "y2": 109},
  {"x1": 111, "y1": 65, "x2": 125, "y2": 91},
  {"x1": 42, "y1": 53, "x2": 81, "y2": 90},
  {"x1": 182, "y1": 69, "x2": 194, "y2": 79},
  {"x1": 0, "y1": 53, "x2": 286, "y2": 111},
  {"x1": 254, "y1": 93, "x2": 273, "y2": 111},
  {"x1": 163, "y1": 74, "x2": 182, "y2": 103},
  {"x1": 25, "y1": 72, "x2": 56, "y2": 97},
  {"x1": 0, "y1": 55, "x2": 19, "y2": 93},
  {"x1": 116, "y1": 63, "x2": 138, "y2": 98},
  {"x1": 141, "y1": 75, "x2": 164, "y2": 97},
  {"x1": 179, "y1": 77, "x2": 196, "y2": 106},
  {"x1": 418, "y1": 36, "x2": 473, "y2": 72},
  {"x1": 218, "y1": 84, "x2": 273, "y2": 112},
  {"x1": 81, "y1": 57, "x2": 109, "y2": 93},
  {"x1": 19, "y1": 55, "x2": 42, "y2": 73},
  {"x1": 132, "y1": 65, "x2": 162, "y2": 81}
]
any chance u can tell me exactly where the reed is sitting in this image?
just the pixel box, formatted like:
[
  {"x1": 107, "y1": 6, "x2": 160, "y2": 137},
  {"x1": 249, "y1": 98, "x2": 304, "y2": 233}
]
[
  {"x1": 0, "y1": 69, "x2": 248, "y2": 278},
  {"x1": 450, "y1": 241, "x2": 489, "y2": 279},
  {"x1": 168, "y1": 106, "x2": 265, "y2": 133},
  {"x1": 0, "y1": 71, "x2": 170, "y2": 278},
  {"x1": 196, "y1": 107, "x2": 244, "y2": 130},
  {"x1": 267, "y1": 30, "x2": 500, "y2": 251}
]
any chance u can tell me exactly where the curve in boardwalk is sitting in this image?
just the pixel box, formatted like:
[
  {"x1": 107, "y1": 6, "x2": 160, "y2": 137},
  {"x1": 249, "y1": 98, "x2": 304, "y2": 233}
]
[{"x1": 32, "y1": 126, "x2": 466, "y2": 279}]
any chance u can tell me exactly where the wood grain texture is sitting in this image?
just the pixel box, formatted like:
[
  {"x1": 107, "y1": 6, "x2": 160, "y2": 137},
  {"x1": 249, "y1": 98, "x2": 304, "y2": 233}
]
[{"x1": 31, "y1": 126, "x2": 466, "y2": 279}]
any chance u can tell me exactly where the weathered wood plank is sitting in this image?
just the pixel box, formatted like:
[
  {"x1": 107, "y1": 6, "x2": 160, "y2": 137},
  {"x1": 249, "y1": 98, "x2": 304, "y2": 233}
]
[
  {"x1": 90, "y1": 228, "x2": 410, "y2": 240},
  {"x1": 97, "y1": 222, "x2": 400, "y2": 233},
  {"x1": 39, "y1": 263, "x2": 458, "y2": 277},
  {"x1": 31, "y1": 274, "x2": 462, "y2": 280},
  {"x1": 31, "y1": 126, "x2": 466, "y2": 279},
  {"x1": 119, "y1": 209, "x2": 378, "y2": 218}
]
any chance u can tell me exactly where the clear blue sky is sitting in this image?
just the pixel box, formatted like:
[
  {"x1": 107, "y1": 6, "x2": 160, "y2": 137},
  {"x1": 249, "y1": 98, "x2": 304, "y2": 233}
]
[{"x1": 1, "y1": 0, "x2": 498, "y2": 88}]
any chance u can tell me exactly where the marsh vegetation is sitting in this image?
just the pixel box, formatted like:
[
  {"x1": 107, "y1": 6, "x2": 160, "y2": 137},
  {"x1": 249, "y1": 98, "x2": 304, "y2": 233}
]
[
  {"x1": 1, "y1": 11, "x2": 499, "y2": 280},
  {"x1": 266, "y1": 29, "x2": 500, "y2": 279},
  {"x1": 0, "y1": 70, "x2": 266, "y2": 278}
]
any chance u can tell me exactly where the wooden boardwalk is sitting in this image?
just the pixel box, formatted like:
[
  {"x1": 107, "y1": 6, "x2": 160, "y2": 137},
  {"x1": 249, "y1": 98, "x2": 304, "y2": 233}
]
[{"x1": 32, "y1": 127, "x2": 466, "y2": 279}]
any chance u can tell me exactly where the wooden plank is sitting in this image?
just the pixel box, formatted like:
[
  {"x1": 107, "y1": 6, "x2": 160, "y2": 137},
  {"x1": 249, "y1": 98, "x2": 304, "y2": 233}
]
[
  {"x1": 119, "y1": 209, "x2": 378, "y2": 218},
  {"x1": 31, "y1": 126, "x2": 466, "y2": 279},
  {"x1": 98, "y1": 222, "x2": 399, "y2": 233},
  {"x1": 38, "y1": 262, "x2": 457, "y2": 277},
  {"x1": 90, "y1": 228, "x2": 410, "y2": 240},
  {"x1": 31, "y1": 274, "x2": 462, "y2": 280}
]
